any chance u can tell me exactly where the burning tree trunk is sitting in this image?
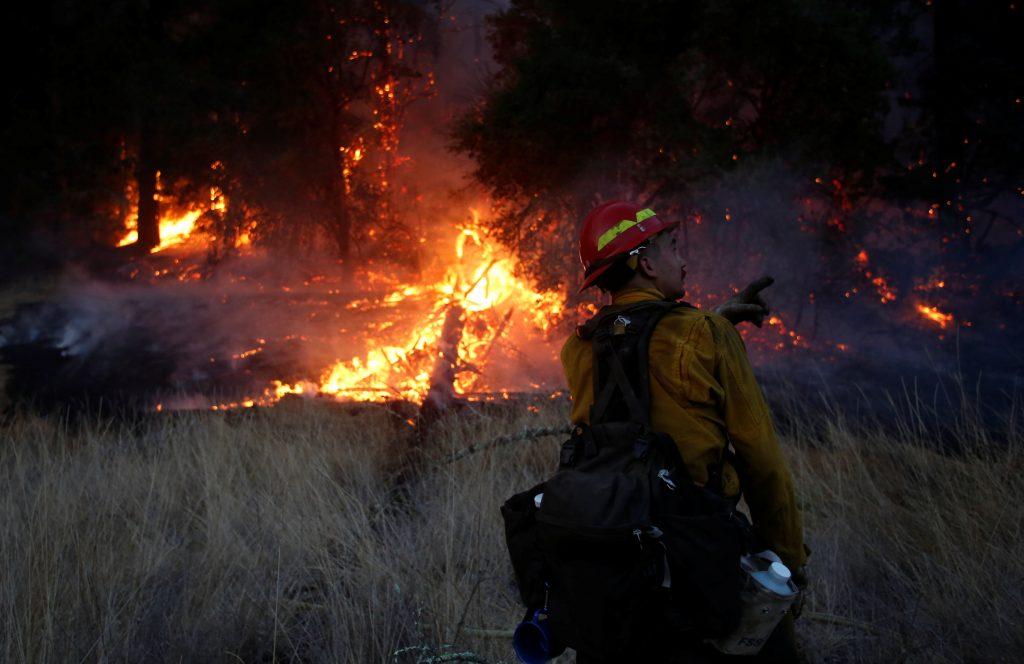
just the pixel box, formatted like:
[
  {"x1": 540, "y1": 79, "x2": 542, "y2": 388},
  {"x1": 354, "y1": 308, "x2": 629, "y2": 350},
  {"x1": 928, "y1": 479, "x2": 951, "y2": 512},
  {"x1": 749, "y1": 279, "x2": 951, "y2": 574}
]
[
  {"x1": 328, "y1": 176, "x2": 352, "y2": 262},
  {"x1": 135, "y1": 138, "x2": 160, "y2": 251},
  {"x1": 323, "y1": 82, "x2": 353, "y2": 264},
  {"x1": 421, "y1": 304, "x2": 465, "y2": 415}
]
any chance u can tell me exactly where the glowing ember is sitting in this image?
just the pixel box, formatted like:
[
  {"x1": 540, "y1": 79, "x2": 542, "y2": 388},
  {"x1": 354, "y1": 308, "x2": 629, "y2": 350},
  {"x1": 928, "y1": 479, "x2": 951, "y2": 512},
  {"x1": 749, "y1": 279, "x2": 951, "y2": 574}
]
[
  {"x1": 764, "y1": 314, "x2": 808, "y2": 350},
  {"x1": 913, "y1": 276, "x2": 947, "y2": 292},
  {"x1": 856, "y1": 251, "x2": 898, "y2": 304},
  {"x1": 869, "y1": 274, "x2": 897, "y2": 304},
  {"x1": 917, "y1": 304, "x2": 954, "y2": 329}
]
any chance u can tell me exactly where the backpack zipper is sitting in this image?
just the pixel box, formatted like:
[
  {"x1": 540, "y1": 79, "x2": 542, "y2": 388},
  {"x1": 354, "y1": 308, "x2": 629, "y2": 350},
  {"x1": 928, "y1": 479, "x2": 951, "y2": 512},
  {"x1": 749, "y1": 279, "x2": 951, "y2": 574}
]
[{"x1": 657, "y1": 469, "x2": 677, "y2": 491}]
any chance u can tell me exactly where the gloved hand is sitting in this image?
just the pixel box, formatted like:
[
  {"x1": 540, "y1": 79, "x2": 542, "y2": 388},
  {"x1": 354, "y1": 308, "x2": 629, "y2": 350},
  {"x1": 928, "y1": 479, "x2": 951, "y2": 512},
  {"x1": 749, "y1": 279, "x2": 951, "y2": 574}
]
[{"x1": 714, "y1": 276, "x2": 774, "y2": 327}]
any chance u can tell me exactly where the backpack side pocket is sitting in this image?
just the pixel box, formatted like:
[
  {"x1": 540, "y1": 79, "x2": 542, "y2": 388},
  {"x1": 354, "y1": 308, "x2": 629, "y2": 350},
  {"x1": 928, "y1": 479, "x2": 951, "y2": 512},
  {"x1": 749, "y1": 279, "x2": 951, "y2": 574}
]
[{"x1": 501, "y1": 483, "x2": 547, "y2": 608}]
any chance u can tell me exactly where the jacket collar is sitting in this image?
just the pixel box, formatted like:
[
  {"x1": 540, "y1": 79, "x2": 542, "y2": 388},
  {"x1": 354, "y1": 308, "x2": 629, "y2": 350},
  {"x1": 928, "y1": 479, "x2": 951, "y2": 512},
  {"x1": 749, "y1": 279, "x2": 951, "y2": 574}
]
[{"x1": 610, "y1": 287, "x2": 668, "y2": 305}]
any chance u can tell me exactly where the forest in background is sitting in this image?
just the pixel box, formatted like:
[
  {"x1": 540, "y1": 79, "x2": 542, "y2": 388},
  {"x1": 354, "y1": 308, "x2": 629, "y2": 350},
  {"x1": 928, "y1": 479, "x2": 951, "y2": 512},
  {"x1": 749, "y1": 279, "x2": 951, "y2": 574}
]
[
  {"x1": 0, "y1": 1, "x2": 1022, "y2": 409},
  {"x1": 2, "y1": 1, "x2": 1020, "y2": 285}
]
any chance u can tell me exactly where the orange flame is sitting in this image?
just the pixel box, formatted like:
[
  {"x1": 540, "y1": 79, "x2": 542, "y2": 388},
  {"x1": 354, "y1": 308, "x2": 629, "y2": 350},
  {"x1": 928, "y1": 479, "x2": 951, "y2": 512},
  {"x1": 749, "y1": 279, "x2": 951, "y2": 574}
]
[
  {"x1": 117, "y1": 209, "x2": 204, "y2": 252},
  {"x1": 917, "y1": 304, "x2": 954, "y2": 329},
  {"x1": 117, "y1": 184, "x2": 228, "y2": 253},
  {"x1": 239, "y1": 210, "x2": 565, "y2": 405}
]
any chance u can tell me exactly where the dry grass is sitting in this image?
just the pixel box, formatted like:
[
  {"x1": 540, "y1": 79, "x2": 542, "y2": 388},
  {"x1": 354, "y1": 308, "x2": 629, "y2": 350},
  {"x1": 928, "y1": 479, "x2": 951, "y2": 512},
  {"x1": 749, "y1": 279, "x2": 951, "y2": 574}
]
[{"x1": 0, "y1": 387, "x2": 1021, "y2": 663}]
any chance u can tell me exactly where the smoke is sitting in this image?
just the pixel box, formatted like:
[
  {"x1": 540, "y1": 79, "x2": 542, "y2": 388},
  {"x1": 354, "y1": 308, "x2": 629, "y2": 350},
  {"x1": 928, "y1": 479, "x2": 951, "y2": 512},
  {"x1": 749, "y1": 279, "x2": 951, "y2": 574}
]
[
  {"x1": 663, "y1": 155, "x2": 1024, "y2": 408},
  {"x1": 0, "y1": 258, "x2": 353, "y2": 408}
]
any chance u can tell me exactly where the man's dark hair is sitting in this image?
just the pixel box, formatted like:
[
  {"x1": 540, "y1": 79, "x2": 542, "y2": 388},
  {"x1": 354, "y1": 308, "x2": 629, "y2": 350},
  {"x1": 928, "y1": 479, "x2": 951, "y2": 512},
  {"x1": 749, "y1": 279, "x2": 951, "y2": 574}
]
[
  {"x1": 594, "y1": 257, "x2": 637, "y2": 293},
  {"x1": 595, "y1": 231, "x2": 673, "y2": 293}
]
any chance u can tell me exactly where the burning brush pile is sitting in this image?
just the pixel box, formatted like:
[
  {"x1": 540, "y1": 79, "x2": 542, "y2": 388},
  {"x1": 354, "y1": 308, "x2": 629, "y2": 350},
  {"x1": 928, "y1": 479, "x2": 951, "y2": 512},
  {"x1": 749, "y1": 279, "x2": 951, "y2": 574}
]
[{"x1": 0, "y1": 204, "x2": 569, "y2": 415}]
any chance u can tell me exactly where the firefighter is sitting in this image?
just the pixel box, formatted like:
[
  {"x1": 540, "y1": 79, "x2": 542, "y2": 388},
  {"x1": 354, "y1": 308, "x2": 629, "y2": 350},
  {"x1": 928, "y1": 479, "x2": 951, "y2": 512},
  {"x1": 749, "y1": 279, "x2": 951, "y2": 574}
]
[{"x1": 561, "y1": 200, "x2": 808, "y2": 662}]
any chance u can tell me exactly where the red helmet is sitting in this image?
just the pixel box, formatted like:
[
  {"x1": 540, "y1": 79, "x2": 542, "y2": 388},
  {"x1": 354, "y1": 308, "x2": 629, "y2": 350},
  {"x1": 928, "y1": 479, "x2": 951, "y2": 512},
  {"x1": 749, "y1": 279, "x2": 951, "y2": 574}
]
[{"x1": 578, "y1": 201, "x2": 678, "y2": 291}]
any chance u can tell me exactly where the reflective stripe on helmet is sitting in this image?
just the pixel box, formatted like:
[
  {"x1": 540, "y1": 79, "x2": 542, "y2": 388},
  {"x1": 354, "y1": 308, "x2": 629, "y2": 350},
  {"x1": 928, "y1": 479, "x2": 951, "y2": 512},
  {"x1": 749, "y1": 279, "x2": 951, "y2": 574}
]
[{"x1": 595, "y1": 208, "x2": 657, "y2": 251}]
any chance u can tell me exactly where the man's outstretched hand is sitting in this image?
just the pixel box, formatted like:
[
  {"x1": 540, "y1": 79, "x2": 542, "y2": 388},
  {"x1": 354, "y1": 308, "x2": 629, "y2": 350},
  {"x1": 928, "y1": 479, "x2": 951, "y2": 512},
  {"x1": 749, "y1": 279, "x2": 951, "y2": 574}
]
[{"x1": 714, "y1": 276, "x2": 774, "y2": 327}]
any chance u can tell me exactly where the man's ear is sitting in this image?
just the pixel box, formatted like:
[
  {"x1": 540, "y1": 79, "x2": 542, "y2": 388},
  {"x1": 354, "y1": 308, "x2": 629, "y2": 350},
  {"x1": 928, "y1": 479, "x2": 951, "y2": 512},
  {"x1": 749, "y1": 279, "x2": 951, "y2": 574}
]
[{"x1": 636, "y1": 254, "x2": 657, "y2": 279}]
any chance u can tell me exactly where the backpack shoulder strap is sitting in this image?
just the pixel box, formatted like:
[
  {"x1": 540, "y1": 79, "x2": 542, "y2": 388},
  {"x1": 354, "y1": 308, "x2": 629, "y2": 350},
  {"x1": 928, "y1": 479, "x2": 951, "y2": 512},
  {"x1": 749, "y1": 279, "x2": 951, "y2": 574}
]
[{"x1": 578, "y1": 300, "x2": 683, "y2": 427}]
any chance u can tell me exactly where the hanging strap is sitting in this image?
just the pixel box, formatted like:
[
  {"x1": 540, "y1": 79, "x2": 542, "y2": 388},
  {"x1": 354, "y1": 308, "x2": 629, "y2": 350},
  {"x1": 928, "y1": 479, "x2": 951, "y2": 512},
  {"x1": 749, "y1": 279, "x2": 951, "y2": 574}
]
[
  {"x1": 590, "y1": 330, "x2": 649, "y2": 426},
  {"x1": 583, "y1": 301, "x2": 678, "y2": 427}
]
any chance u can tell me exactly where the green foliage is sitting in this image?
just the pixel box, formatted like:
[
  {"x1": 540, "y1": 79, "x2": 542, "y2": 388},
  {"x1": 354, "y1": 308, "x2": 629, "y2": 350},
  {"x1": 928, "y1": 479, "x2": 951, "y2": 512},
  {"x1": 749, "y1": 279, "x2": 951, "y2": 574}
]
[
  {"x1": 452, "y1": 0, "x2": 894, "y2": 285},
  {"x1": 199, "y1": 0, "x2": 438, "y2": 257},
  {"x1": 891, "y1": 1, "x2": 1024, "y2": 260}
]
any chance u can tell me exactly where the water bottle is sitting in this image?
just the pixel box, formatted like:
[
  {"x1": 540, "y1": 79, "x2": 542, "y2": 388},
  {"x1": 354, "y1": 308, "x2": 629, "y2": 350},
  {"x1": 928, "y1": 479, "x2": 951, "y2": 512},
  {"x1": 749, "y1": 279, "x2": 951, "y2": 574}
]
[
  {"x1": 709, "y1": 550, "x2": 799, "y2": 655},
  {"x1": 513, "y1": 607, "x2": 554, "y2": 664},
  {"x1": 513, "y1": 581, "x2": 557, "y2": 664}
]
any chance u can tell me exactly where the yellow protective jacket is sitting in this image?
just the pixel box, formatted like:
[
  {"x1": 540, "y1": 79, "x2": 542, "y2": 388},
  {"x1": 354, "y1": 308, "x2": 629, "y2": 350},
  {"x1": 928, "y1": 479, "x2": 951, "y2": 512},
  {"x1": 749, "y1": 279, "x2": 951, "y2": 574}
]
[{"x1": 560, "y1": 287, "x2": 807, "y2": 568}]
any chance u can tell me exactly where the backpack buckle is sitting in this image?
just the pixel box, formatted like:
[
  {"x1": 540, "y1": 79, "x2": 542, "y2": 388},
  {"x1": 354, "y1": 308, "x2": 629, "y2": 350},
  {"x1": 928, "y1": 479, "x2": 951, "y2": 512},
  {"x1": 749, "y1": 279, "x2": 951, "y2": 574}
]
[{"x1": 612, "y1": 315, "x2": 631, "y2": 335}]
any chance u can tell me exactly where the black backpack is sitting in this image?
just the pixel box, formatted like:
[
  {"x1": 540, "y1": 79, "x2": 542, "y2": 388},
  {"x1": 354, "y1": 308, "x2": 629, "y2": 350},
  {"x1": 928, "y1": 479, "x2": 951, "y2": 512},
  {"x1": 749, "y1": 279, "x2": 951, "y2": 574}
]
[{"x1": 501, "y1": 301, "x2": 755, "y2": 660}]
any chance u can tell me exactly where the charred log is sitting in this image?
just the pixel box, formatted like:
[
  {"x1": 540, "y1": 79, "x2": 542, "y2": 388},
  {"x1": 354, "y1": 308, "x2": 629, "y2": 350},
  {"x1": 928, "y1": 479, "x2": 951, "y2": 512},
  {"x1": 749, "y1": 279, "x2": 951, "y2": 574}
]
[
  {"x1": 135, "y1": 133, "x2": 160, "y2": 252},
  {"x1": 420, "y1": 304, "x2": 465, "y2": 421}
]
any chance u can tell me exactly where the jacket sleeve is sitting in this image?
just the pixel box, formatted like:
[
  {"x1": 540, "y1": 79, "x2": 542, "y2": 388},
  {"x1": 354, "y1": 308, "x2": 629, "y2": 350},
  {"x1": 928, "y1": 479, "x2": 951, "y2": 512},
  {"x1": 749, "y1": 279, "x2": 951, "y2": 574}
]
[{"x1": 707, "y1": 315, "x2": 807, "y2": 568}]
